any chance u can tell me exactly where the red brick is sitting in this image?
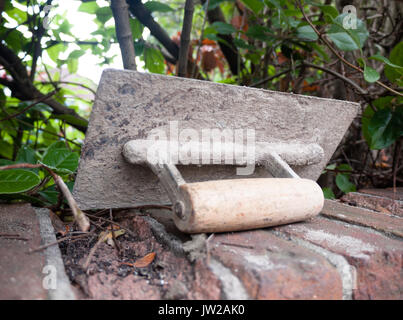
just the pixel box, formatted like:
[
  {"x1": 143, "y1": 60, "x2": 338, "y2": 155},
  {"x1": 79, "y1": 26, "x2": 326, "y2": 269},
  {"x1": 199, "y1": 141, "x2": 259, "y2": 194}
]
[
  {"x1": 0, "y1": 204, "x2": 47, "y2": 299},
  {"x1": 210, "y1": 230, "x2": 343, "y2": 300},
  {"x1": 276, "y1": 216, "x2": 403, "y2": 299},
  {"x1": 322, "y1": 200, "x2": 403, "y2": 237},
  {"x1": 341, "y1": 191, "x2": 403, "y2": 217},
  {"x1": 360, "y1": 187, "x2": 403, "y2": 201},
  {"x1": 87, "y1": 273, "x2": 162, "y2": 299},
  {"x1": 187, "y1": 260, "x2": 222, "y2": 300}
]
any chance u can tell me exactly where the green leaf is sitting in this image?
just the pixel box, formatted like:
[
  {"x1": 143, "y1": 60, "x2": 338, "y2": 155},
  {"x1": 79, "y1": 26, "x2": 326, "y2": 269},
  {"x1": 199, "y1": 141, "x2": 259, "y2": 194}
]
[
  {"x1": 41, "y1": 141, "x2": 79, "y2": 174},
  {"x1": 0, "y1": 193, "x2": 47, "y2": 206},
  {"x1": 264, "y1": 0, "x2": 281, "y2": 10},
  {"x1": 31, "y1": 103, "x2": 53, "y2": 113},
  {"x1": 364, "y1": 65, "x2": 380, "y2": 83},
  {"x1": 69, "y1": 50, "x2": 85, "y2": 60},
  {"x1": 233, "y1": 38, "x2": 255, "y2": 49},
  {"x1": 39, "y1": 181, "x2": 74, "y2": 205},
  {"x1": 208, "y1": 0, "x2": 235, "y2": 10},
  {"x1": 337, "y1": 164, "x2": 353, "y2": 174},
  {"x1": 144, "y1": 47, "x2": 165, "y2": 74},
  {"x1": 368, "y1": 108, "x2": 403, "y2": 150},
  {"x1": 50, "y1": 114, "x2": 88, "y2": 128},
  {"x1": 67, "y1": 58, "x2": 78, "y2": 74},
  {"x1": 4, "y1": 29, "x2": 25, "y2": 52},
  {"x1": 310, "y1": 43, "x2": 329, "y2": 61},
  {"x1": 369, "y1": 54, "x2": 403, "y2": 70},
  {"x1": 205, "y1": 33, "x2": 220, "y2": 41},
  {"x1": 42, "y1": 122, "x2": 58, "y2": 144},
  {"x1": 47, "y1": 43, "x2": 66, "y2": 63},
  {"x1": 241, "y1": 0, "x2": 264, "y2": 15},
  {"x1": 38, "y1": 186, "x2": 59, "y2": 204},
  {"x1": 129, "y1": 19, "x2": 144, "y2": 39},
  {"x1": 245, "y1": 25, "x2": 272, "y2": 40},
  {"x1": 322, "y1": 187, "x2": 335, "y2": 199},
  {"x1": 0, "y1": 169, "x2": 41, "y2": 194},
  {"x1": 327, "y1": 14, "x2": 369, "y2": 51},
  {"x1": 0, "y1": 159, "x2": 13, "y2": 166},
  {"x1": 144, "y1": 1, "x2": 174, "y2": 12},
  {"x1": 210, "y1": 22, "x2": 236, "y2": 35},
  {"x1": 297, "y1": 25, "x2": 318, "y2": 41},
  {"x1": 384, "y1": 42, "x2": 403, "y2": 85},
  {"x1": 78, "y1": 1, "x2": 100, "y2": 14},
  {"x1": 59, "y1": 20, "x2": 72, "y2": 35},
  {"x1": 95, "y1": 7, "x2": 113, "y2": 24},
  {"x1": 134, "y1": 40, "x2": 145, "y2": 56},
  {"x1": 318, "y1": 5, "x2": 339, "y2": 20},
  {"x1": 336, "y1": 173, "x2": 356, "y2": 194},
  {"x1": 362, "y1": 105, "x2": 374, "y2": 146},
  {"x1": 5, "y1": 6, "x2": 27, "y2": 23},
  {"x1": 16, "y1": 146, "x2": 37, "y2": 172},
  {"x1": 326, "y1": 163, "x2": 337, "y2": 170},
  {"x1": 0, "y1": 140, "x2": 13, "y2": 159}
]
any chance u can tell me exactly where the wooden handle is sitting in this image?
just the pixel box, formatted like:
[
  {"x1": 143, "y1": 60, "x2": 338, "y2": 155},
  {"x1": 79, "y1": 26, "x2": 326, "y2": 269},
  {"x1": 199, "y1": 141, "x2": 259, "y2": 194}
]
[{"x1": 173, "y1": 178, "x2": 324, "y2": 233}]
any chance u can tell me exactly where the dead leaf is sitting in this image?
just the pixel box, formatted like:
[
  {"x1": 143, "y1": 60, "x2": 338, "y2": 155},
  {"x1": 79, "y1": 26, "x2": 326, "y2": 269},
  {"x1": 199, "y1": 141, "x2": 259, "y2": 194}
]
[
  {"x1": 106, "y1": 224, "x2": 120, "y2": 231},
  {"x1": 98, "y1": 229, "x2": 125, "y2": 244},
  {"x1": 201, "y1": 49, "x2": 217, "y2": 72},
  {"x1": 231, "y1": 15, "x2": 248, "y2": 33},
  {"x1": 202, "y1": 39, "x2": 216, "y2": 46},
  {"x1": 302, "y1": 80, "x2": 319, "y2": 92},
  {"x1": 277, "y1": 52, "x2": 288, "y2": 65},
  {"x1": 120, "y1": 252, "x2": 156, "y2": 268},
  {"x1": 375, "y1": 204, "x2": 391, "y2": 214}
]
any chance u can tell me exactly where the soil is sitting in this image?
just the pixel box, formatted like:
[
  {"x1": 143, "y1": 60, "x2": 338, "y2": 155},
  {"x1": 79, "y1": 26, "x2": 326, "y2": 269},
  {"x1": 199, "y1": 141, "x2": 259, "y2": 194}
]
[{"x1": 57, "y1": 209, "x2": 217, "y2": 299}]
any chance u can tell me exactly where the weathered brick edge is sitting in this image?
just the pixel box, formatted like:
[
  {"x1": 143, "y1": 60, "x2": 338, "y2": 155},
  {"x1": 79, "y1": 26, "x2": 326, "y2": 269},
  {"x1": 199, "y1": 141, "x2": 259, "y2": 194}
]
[
  {"x1": 35, "y1": 208, "x2": 76, "y2": 300},
  {"x1": 179, "y1": 200, "x2": 403, "y2": 300}
]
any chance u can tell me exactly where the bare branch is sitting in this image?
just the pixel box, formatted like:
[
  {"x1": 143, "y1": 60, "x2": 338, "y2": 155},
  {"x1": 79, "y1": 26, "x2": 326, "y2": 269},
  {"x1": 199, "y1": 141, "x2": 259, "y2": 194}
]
[
  {"x1": 0, "y1": 42, "x2": 88, "y2": 132},
  {"x1": 201, "y1": 0, "x2": 243, "y2": 75},
  {"x1": 111, "y1": 0, "x2": 137, "y2": 70},
  {"x1": 302, "y1": 62, "x2": 369, "y2": 95},
  {"x1": 177, "y1": 0, "x2": 194, "y2": 77},
  {"x1": 127, "y1": 0, "x2": 179, "y2": 60}
]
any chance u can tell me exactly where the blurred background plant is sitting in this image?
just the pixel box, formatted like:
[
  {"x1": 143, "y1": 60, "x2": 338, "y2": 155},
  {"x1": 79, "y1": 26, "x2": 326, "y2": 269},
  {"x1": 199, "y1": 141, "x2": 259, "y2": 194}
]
[{"x1": 0, "y1": 0, "x2": 402, "y2": 209}]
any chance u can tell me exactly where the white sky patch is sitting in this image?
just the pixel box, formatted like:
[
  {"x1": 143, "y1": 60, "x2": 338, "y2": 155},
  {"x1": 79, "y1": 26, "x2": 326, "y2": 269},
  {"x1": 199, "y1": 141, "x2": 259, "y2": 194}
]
[{"x1": 42, "y1": 0, "x2": 146, "y2": 83}]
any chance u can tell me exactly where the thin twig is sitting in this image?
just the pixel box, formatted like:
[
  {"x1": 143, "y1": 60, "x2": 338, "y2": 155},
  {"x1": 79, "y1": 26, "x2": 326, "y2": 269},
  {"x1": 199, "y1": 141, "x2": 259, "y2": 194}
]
[
  {"x1": 192, "y1": 0, "x2": 210, "y2": 78},
  {"x1": 7, "y1": 118, "x2": 81, "y2": 147},
  {"x1": 38, "y1": 81, "x2": 96, "y2": 95},
  {"x1": 0, "y1": 90, "x2": 57, "y2": 122},
  {"x1": 302, "y1": 62, "x2": 368, "y2": 94},
  {"x1": 296, "y1": 0, "x2": 403, "y2": 97},
  {"x1": 82, "y1": 232, "x2": 109, "y2": 270},
  {"x1": 251, "y1": 68, "x2": 293, "y2": 87},
  {"x1": 27, "y1": 233, "x2": 91, "y2": 253},
  {"x1": 392, "y1": 138, "x2": 402, "y2": 191},
  {"x1": 85, "y1": 213, "x2": 137, "y2": 238},
  {"x1": 109, "y1": 208, "x2": 122, "y2": 255}
]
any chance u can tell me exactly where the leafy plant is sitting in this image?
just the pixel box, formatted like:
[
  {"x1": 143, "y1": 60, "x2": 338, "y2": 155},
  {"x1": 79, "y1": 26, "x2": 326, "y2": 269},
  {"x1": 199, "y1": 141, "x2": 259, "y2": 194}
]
[{"x1": 0, "y1": 141, "x2": 78, "y2": 203}]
